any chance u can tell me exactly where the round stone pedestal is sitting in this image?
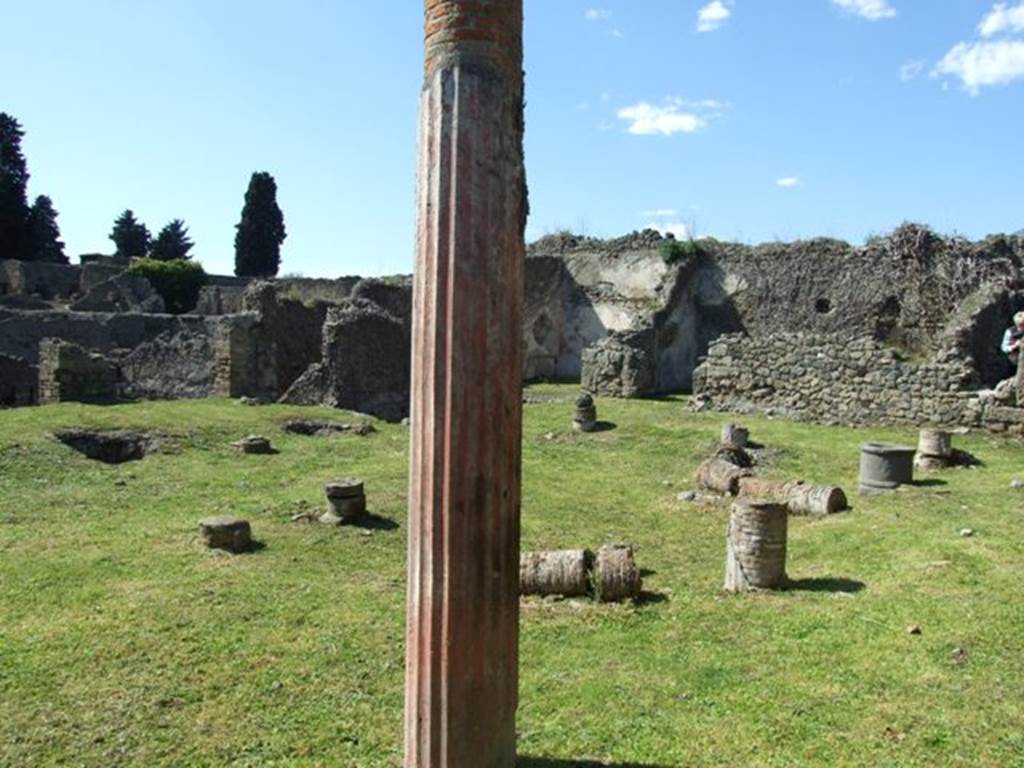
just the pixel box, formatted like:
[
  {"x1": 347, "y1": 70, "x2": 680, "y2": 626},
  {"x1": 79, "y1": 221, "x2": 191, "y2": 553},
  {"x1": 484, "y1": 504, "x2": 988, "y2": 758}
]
[
  {"x1": 859, "y1": 442, "x2": 915, "y2": 494},
  {"x1": 321, "y1": 479, "x2": 367, "y2": 524}
]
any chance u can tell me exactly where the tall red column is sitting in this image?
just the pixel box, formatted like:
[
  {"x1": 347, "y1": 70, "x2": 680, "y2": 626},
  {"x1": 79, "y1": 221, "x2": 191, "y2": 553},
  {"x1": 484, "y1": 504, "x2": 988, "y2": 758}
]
[{"x1": 404, "y1": 2, "x2": 526, "y2": 767}]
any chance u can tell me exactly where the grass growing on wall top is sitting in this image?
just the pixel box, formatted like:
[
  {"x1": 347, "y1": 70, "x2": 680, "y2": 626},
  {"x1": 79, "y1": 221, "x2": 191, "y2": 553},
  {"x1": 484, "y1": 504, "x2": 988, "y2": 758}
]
[{"x1": 1, "y1": 388, "x2": 1023, "y2": 767}]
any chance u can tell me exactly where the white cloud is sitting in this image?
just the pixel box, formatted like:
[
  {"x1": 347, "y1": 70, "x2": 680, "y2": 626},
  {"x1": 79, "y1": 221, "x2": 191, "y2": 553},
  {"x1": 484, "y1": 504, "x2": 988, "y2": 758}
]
[
  {"x1": 585, "y1": 8, "x2": 611, "y2": 21},
  {"x1": 933, "y1": 39, "x2": 1024, "y2": 94},
  {"x1": 697, "y1": 1, "x2": 732, "y2": 32},
  {"x1": 616, "y1": 97, "x2": 724, "y2": 136},
  {"x1": 776, "y1": 177, "x2": 801, "y2": 188},
  {"x1": 978, "y1": 2, "x2": 1024, "y2": 37},
  {"x1": 900, "y1": 58, "x2": 927, "y2": 81},
  {"x1": 617, "y1": 102, "x2": 705, "y2": 136},
  {"x1": 640, "y1": 209, "x2": 679, "y2": 218},
  {"x1": 831, "y1": 0, "x2": 896, "y2": 21},
  {"x1": 610, "y1": 28, "x2": 624, "y2": 38}
]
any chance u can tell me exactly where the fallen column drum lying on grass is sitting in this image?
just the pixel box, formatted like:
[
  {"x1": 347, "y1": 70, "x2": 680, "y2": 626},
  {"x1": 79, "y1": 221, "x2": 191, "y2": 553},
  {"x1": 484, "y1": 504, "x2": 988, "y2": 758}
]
[
  {"x1": 594, "y1": 544, "x2": 643, "y2": 603},
  {"x1": 696, "y1": 457, "x2": 753, "y2": 495},
  {"x1": 724, "y1": 498, "x2": 788, "y2": 592},
  {"x1": 519, "y1": 549, "x2": 591, "y2": 597},
  {"x1": 737, "y1": 477, "x2": 848, "y2": 517}
]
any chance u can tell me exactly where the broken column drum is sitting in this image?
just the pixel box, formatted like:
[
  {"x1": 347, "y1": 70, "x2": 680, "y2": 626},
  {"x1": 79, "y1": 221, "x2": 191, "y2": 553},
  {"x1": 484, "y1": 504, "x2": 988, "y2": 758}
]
[
  {"x1": 594, "y1": 544, "x2": 642, "y2": 603},
  {"x1": 916, "y1": 429, "x2": 952, "y2": 471},
  {"x1": 724, "y1": 498, "x2": 788, "y2": 592},
  {"x1": 859, "y1": 442, "x2": 915, "y2": 493},
  {"x1": 721, "y1": 423, "x2": 749, "y2": 448},
  {"x1": 321, "y1": 479, "x2": 367, "y2": 524},
  {"x1": 404, "y1": 1, "x2": 526, "y2": 767},
  {"x1": 519, "y1": 550, "x2": 591, "y2": 597},
  {"x1": 573, "y1": 392, "x2": 597, "y2": 432}
]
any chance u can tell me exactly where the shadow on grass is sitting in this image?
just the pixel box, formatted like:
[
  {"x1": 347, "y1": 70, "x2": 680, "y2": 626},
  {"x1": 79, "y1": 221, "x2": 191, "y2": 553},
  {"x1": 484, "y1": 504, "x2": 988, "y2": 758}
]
[
  {"x1": 635, "y1": 590, "x2": 670, "y2": 606},
  {"x1": 784, "y1": 576, "x2": 865, "y2": 593},
  {"x1": 589, "y1": 421, "x2": 617, "y2": 433},
  {"x1": 520, "y1": 759, "x2": 671, "y2": 767},
  {"x1": 913, "y1": 478, "x2": 947, "y2": 488},
  {"x1": 347, "y1": 512, "x2": 400, "y2": 531}
]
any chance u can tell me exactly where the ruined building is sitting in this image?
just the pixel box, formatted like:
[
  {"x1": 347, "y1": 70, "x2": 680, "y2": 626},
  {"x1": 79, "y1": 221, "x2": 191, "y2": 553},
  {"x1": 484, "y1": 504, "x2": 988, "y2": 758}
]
[{"x1": 3, "y1": 223, "x2": 1023, "y2": 431}]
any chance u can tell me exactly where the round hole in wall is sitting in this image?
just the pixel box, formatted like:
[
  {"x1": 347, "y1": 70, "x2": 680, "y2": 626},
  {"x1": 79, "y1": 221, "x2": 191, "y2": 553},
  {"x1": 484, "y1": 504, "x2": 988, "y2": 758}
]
[{"x1": 815, "y1": 298, "x2": 832, "y2": 314}]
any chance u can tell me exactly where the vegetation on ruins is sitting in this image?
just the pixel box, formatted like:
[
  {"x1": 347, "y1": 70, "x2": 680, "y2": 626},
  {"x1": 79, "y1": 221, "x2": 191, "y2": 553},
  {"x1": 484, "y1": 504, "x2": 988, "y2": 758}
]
[
  {"x1": 658, "y1": 236, "x2": 707, "y2": 265},
  {"x1": 149, "y1": 219, "x2": 194, "y2": 262},
  {"x1": 0, "y1": 112, "x2": 31, "y2": 260},
  {"x1": 127, "y1": 257, "x2": 206, "y2": 314},
  {"x1": 25, "y1": 195, "x2": 68, "y2": 264},
  {"x1": 109, "y1": 209, "x2": 152, "y2": 259},
  {"x1": 234, "y1": 171, "x2": 286, "y2": 278},
  {"x1": 2, "y1": 387, "x2": 1022, "y2": 766}
]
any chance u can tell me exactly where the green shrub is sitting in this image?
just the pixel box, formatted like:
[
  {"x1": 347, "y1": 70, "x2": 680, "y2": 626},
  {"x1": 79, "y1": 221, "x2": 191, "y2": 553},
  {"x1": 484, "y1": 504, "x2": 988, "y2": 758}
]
[
  {"x1": 128, "y1": 258, "x2": 207, "y2": 314},
  {"x1": 658, "y1": 237, "x2": 706, "y2": 265}
]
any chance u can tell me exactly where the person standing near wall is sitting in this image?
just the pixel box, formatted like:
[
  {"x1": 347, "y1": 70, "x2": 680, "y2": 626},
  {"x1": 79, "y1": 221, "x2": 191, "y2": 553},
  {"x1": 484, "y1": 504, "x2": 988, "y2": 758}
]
[{"x1": 1001, "y1": 311, "x2": 1024, "y2": 368}]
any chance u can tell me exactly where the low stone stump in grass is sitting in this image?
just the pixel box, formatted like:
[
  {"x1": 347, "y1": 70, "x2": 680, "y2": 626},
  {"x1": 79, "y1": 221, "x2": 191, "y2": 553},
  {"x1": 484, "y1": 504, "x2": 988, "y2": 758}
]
[
  {"x1": 915, "y1": 429, "x2": 953, "y2": 472},
  {"x1": 520, "y1": 549, "x2": 592, "y2": 597},
  {"x1": 232, "y1": 435, "x2": 274, "y2": 455},
  {"x1": 724, "y1": 498, "x2": 788, "y2": 592},
  {"x1": 283, "y1": 420, "x2": 376, "y2": 437},
  {"x1": 594, "y1": 544, "x2": 642, "y2": 603},
  {"x1": 199, "y1": 516, "x2": 252, "y2": 553},
  {"x1": 573, "y1": 392, "x2": 597, "y2": 433},
  {"x1": 721, "y1": 423, "x2": 749, "y2": 449},
  {"x1": 859, "y1": 442, "x2": 915, "y2": 495},
  {"x1": 320, "y1": 479, "x2": 367, "y2": 524}
]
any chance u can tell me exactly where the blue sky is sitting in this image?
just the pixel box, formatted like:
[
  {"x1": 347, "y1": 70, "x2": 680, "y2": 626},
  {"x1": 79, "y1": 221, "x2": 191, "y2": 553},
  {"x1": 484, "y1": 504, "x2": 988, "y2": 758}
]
[{"x1": 2, "y1": 1, "x2": 1022, "y2": 277}]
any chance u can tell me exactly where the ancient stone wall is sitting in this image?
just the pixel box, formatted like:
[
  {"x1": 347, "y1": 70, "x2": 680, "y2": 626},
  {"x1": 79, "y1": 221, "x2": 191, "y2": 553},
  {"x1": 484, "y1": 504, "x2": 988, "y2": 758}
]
[
  {"x1": 37, "y1": 338, "x2": 119, "y2": 405},
  {"x1": 692, "y1": 332, "x2": 988, "y2": 428},
  {"x1": 0, "y1": 260, "x2": 82, "y2": 300},
  {"x1": 531, "y1": 227, "x2": 1024, "y2": 397},
  {"x1": 280, "y1": 300, "x2": 410, "y2": 421},
  {"x1": 0, "y1": 354, "x2": 36, "y2": 407}
]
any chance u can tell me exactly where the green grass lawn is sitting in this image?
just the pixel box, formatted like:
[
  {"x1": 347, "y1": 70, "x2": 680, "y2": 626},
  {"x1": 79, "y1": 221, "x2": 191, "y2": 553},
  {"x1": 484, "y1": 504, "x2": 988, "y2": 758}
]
[{"x1": 2, "y1": 386, "x2": 1023, "y2": 767}]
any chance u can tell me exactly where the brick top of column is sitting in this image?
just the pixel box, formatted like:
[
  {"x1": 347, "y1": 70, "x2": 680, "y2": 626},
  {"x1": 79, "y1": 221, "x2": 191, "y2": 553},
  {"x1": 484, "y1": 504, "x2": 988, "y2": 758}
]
[{"x1": 424, "y1": 0, "x2": 523, "y2": 81}]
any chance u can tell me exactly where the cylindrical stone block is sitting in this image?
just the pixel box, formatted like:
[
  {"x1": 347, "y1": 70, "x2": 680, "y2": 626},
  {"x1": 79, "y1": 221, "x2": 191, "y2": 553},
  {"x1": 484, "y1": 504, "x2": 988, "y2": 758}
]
[
  {"x1": 917, "y1": 429, "x2": 952, "y2": 459},
  {"x1": 519, "y1": 550, "x2": 591, "y2": 597},
  {"x1": 594, "y1": 544, "x2": 642, "y2": 603},
  {"x1": 859, "y1": 442, "x2": 915, "y2": 494},
  {"x1": 199, "y1": 516, "x2": 252, "y2": 553},
  {"x1": 721, "y1": 423, "x2": 749, "y2": 449},
  {"x1": 573, "y1": 392, "x2": 597, "y2": 432},
  {"x1": 321, "y1": 479, "x2": 367, "y2": 524},
  {"x1": 724, "y1": 499, "x2": 788, "y2": 592},
  {"x1": 696, "y1": 457, "x2": 752, "y2": 495}
]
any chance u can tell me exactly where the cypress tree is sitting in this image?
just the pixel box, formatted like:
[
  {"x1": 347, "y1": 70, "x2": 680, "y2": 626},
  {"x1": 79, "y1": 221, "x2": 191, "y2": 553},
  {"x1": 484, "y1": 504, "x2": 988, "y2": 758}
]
[
  {"x1": 234, "y1": 171, "x2": 286, "y2": 277},
  {"x1": 150, "y1": 219, "x2": 194, "y2": 261},
  {"x1": 26, "y1": 195, "x2": 67, "y2": 264},
  {"x1": 0, "y1": 113, "x2": 31, "y2": 260},
  {"x1": 109, "y1": 209, "x2": 151, "y2": 258}
]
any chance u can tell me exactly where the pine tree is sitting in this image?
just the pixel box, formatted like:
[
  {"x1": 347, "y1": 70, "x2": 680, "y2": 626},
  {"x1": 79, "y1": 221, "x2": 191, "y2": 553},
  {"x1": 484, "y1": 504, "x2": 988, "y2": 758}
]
[
  {"x1": 26, "y1": 195, "x2": 67, "y2": 264},
  {"x1": 234, "y1": 171, "x2": 286, "y2": 277},
  {"x1": 0, "y1": 113, "x2": 31, "y2": 260},
  {"x1": 109, "y1": 209, "x2": 151, "y2": 259},
  {"x1": 149, "y1": 219, "x2": 193, "y2": 261}
]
